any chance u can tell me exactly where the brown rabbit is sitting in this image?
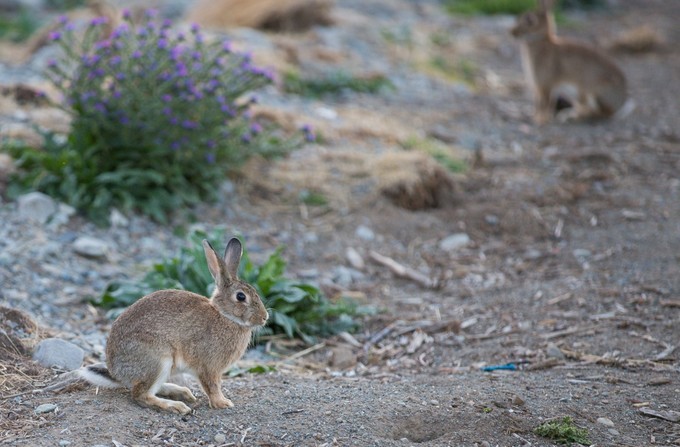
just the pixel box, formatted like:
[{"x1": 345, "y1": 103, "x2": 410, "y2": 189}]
[
  {"x1": 80, "y1": 237, "x2": 268, "y2": 415},
  {"x1": 511, "y1": 0, "x2": 631, "y2": 124}
]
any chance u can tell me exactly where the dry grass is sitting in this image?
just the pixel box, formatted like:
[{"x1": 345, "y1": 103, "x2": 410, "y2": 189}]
[
  {"x1": 607, "y1": 25, "x2": 665, "y2": 54},
  {"x1": 186, "y1": 0, "x2": 334, "y2": 32},
  {"x1": 374, "y1": 151, "x2": 459, "y2": 210}
]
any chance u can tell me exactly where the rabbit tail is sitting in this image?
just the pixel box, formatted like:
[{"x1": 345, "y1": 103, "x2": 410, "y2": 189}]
[{"x1": 79, "y1": 363, "x2": 122, "y2": 388}]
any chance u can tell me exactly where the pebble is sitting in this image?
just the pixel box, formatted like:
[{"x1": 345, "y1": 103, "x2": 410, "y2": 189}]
[
  {"x1": 546, "y1": 342, "x2": 565, "y2": 360},
  {"x1": 355, "y1": 225, "x2": 375, "y2": 241},
  {"x1": 17, "y1": 191, "x2": 58, "y2": 224},
  {"x1": 214, "y1": 433, "x2": 227, "y2": 443},
  {"x1": 345, "y1": 247, "x2": 364, "y2": 269},
  {"x1": 72, "y1": 236, "x2": 109, "y2": 259},
  {"x1": 33, "y1": 338, "x2": 84, "y2": 371},
  {"x1": 438, "y1": 233, "x2": 471, "y2": 251},
  {"x1": 34, "y1": 403, "x2": 58, "y2": 414},
  {"x1": 597, "y1": 417, "x2": 615, "y2": 427},
  {"x1": 59, "y1": 441, "x2": 71, "y2": 446}
]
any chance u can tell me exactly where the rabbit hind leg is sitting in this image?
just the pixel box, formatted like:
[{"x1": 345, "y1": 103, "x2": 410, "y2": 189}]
[
  {"x1": 131, "y1": 358, "x2": 192, "y2": 415},
  {"x1": 158, "y1": 382, "x2": 197, "y2": 403}
]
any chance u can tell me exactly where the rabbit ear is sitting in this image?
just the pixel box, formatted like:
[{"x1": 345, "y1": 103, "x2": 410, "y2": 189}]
[
  {"x1": 203, "y1": 239, "x2": 223, "y2": 284},
  {"x1": 223, "y1": 237, "x2": 243, "y2": 281},
  {"x1": 538, "y1": 0, "x2": 555, "y2": 11}
]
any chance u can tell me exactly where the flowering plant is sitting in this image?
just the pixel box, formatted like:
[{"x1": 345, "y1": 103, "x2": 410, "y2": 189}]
[{"x1": 11, "y1": 11, "x2": 308, "y2": 223}]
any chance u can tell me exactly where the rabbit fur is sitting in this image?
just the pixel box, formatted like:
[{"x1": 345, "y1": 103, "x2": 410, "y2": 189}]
[
  {"x1": 79, "y1": 237, "x2": 268, "y2": 415},
  {"x1": 511, "y1": 0, "x2": 630, "y2": 124}
]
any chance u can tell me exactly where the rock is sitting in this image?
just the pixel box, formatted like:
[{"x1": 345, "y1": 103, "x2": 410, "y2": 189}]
[
  {"x1": 48, "y1": 203, "x2": 76, "y2": 228},
  {"x1": 214, "y1": 433, "x2": 227, "y2": 444},
  {"x1": 332, "y1": 266, "x2": 354, "y2": 288},
  {"x1": 345, "y1": 247, "x2": 364, "y2": 269},
  {"x1": 109, "y1": 209, "x2": 129, "y2": 227},
  {"x1": 34, "y1": 403, "x2": 58, "y2": 414},
  {"x1": 597, "y1": 417, "x2": 615, "y2": 427},
  {"x1": 330, "y1": 345, "x2": 356, "y2": 369},
  {"x1": 546, "y1": 342, "x2": 565, "y2": 360},
  {"x1": 17, "y1": 192, "x2": 58, "y2": 224},
  {"x1": 33, "y1": 338, "x2": 84, "y2": 371},
  {"x1": 439, "y1": 233, "x2": 471, "y2": 251},
  {"x1": 573, "y1": 249, "x2": 591, "y2": 258},
  {"x1": 512, "y1": 395, "x2": 526, "y2": 406},
  {"x1": 59, "y1": 440, "x2": 71, "y2": 446},
  {"x1": 355, "y1": 225, "x2": 375, "y2": 241},
  {"x1": 73, "y1": 236, "x2": 109, "y2": 259}
]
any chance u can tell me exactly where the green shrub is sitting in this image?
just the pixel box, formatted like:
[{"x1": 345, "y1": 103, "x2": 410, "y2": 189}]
[
  {"x1": 443, "y1": 0, "x2": 605, "y2": 15},
  {"x1": 4, "y1": 11, "x2": 308, "y2": 224},
  {"x1": 0, "y1": 8, "x2": 39, "y2": 42},
  {"x1": 96, "y1": 228, "x2": 370, "y2": 344},
  {"x1": 534, "y1": 417, "x2": 590, "y2": 445},
  {"x1": 443, "y1": 0, "x2": 536, "y2": 15},
  {"x1": 283, "y1": 70, "x2": 394, "y2": 98}
]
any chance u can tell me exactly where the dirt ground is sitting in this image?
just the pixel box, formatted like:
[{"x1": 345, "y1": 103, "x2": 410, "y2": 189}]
[{"x1": 1, "y1": 0, "x2": 679, "y2": 446}]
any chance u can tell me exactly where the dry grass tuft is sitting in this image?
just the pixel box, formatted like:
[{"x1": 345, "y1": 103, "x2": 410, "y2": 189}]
[
  {"x1": 186, "y1": 0, "x2": 334, "y2": 32},
  {"x1": 374, "y1": 151, "x2": 458, "y2": 210},
  {"x1": 607, "y1": 25, "x2": 665, "y2": 54}
]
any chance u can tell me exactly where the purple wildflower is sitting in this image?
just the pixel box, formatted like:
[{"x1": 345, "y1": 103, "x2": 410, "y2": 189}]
[
  {"x1": 47, "y1": 59, "x2": 57, "y2": 68},
  {"x1": 111, "y1": 23, "x2": 129, "y2": 39},
  {"x1": 190, "y1": 23, "x2": 200, "y2": 34},
  {"x1": 171, "y1": 141, "x2": 181, "y2": 151},
  {"x1": 94, "y1": 103, "x2": 106, "y2": 113},
  {"x1": 120, "y1": 115, "x2": 130, "y2": 125},
  {"x1": 177, "y1": 32, "x2": 186, "y2": 42},
  {"x1": 112, "y1": 90, "x2": 122, "y2": 99},
  {"x1": 162, "y1": 107, "x2": 171, "y2": 116},
  {"x1": 115, "y1": 72, "x2": 125, "y2": 81},
  {"x1": 65, "y1": 22, "x2": 75, "y2": 32},
  {"x1": 122, "y1": 9, "x2": 132, "y2": 20},
  {"x1": 241, "y1": 133, "x2": 252, "y2": 144},
  {"x1": 158, "y1": 38, "x2": 168, "y2": 49},
  {"x1": 205, "y1": 153, "x2": 216, "y2": 164},
  {"x1": 48, "y1": 31, "x2": 61, "y2": 41},
  {"x1": 175, "y1": 62, "x2": 188, "y2": 77},
  {"x1": 132, "y1": 50, "x2": 142, "y2": 59},
  {"x1": 221, "y1": 40, "x2": 233, "y2": 53},
  {"x1": 207, "y1": 140, "x2": 216, "y2": 148},
  {"x1": 58, "y1": 15, "x2": 68, "y2": 24},
  {"x1": 145, "y1": 9, "x2": 159, "y2": 18},
  {"x1": 301, "y1": 124, "x2": 316, "y2": 142},
  {"x1": 182, "y1": 120, "x2": 198, "y2": 130},
  {"x1": 162, "y1": 94, "x2": 172, "y2": 102},
  {"x1": 162, "y1": 19, "x2": 173, "y2": 29},
  {"x1": 90, "y1": 17, "x2": 108, "y2": 27},
  {"x1": 95, "y1": 39, "x2": 111, "y2": 50},
  {"x1": 250, "y1": 122, "x2": 263, "y2": 134},
  {"x1": 110, "y1": 55, "x2": 122, "y2": 65}
]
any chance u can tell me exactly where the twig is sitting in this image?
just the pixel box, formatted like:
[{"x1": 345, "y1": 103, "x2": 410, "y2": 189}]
[
  {"x1": 240, "y1": 427, "x2": 252, "y2": 444},
  {"x1": 368, "y1": 251, "x2": 437, "y2": 288},
  {"x1": 282, "y1": 409, "x2": 304, "y2": 415},
  {"x1": 1, "y1": 374, "x2": 83, "y2": 400},
  {"x1": 276, "y1": 343, "x2": 326, "y2": 364}
]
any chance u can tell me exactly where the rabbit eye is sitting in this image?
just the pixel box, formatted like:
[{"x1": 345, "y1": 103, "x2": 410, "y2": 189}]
[{"x1": 236, "y1": 291, "x2": 247, "y2": 302}]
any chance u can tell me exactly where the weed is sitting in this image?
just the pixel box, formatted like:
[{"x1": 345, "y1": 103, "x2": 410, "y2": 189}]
[
  {"x1": 283, "y1": 70, "x2": 394, "y2": 98},
  {"x1": 299, "y1": 190, "x2": 328, "y2": 207},
  {"x1": 0, "y1": 8, "x2": 40, "y2": 42},
  {"x1": 95, "y1": 228, "x2": 371, "y2": 343},
  {"x1": 443, "y1": 0, "x2": 605, "y2": 16},
  {"x1": 534, "y1": 417, "x2": 590, "y2": 445},
  {"x1": 428, "y1": 56, "x2": 477, "y2": 85},
  {"x1": 401, "y1": 136, "x2": 467, "y2": 173},
  {"x1": 3, "y1": 11, "x2": 307, "y2": 224}
]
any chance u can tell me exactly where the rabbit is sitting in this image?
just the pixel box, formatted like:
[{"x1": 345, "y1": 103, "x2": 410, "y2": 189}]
[
  {"x1": 79, "y1": 237, "x2": 269, "y2": 415},
  {"x1": 511, "y1": 0, "x2": 631, "y2": 124}
]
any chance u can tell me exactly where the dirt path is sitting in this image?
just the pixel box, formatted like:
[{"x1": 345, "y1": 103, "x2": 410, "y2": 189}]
[{"x1": 1, "y1": 0, "x2": 678, "y2": 446}]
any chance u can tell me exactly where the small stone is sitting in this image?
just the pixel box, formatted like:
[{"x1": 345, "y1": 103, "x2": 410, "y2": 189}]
[
  {"x1": 332, "y1": 266, "x2": 354, "y2": 288},
  {"x1": 17, "y1": 192, "x2": 58, "y2": 224},
  {"x1": 345, "y1": 247, "x2": 364, "y2": 269},
  {"x1": 512, "y1": 395, "x2": 526, "y2": 406},
  {"x1": 109, "y1": 209, "x2": 129, "y2": 227},
  {"x1": 608, "y1": 428, "x2": 620, "y2": 436},
  {"x1": 59, "y1": 440, "x2": 71, "y2": 446},
  {"x1": 439, "y1": 233, "x2": 471, "y2": 251},
  {"x1": 33, "y1": 338, "x2": 84, "y2": 371},
  {"x1": 573, "y1": 248, "x2": 591, "y2": 258},
  {"x1": 546, "y1": 342, "x2": 565, "y2": 359},
  {"x1": 73, "y1": 236, "x2": 109, "y2": 259},
  {"x1": 214, "y1": 433, "x2": 227, "y2": 443},
  {"x1": 330, "y1": 345, "x2": 356, "y2": 370},
  {"x1": 35, "y1": 403, "x2": 58, "y2": 414},
  {"x1": 355, "y1": 225, "x2": 375, "y2": 241},
  {"x1": 597, "y1": 417, "x2": 615, "y2": 427},
  {"x1": 430, "y1": 399, "x2": 439, "y2": 406}
]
